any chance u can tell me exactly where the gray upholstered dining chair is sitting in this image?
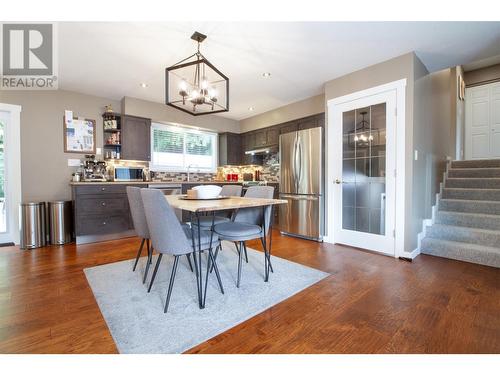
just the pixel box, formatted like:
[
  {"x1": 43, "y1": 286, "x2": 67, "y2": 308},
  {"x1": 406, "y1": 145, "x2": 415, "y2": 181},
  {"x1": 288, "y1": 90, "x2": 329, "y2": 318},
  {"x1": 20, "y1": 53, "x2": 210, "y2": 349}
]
[
  {"x1": 127, "y1": 186, "x2": 155, "y2": 284},
  {"x1": 213, "y1": 185, "x2": 275, "y2": 288},
  {"x1": 140, "y1": 188, "x2": 224, "y2": 313},
  {"x1": 191, "y1": 184, "x2": 243, "y2": 229},
  {"x1": 127, "y1": 186, "x2": 193, "y2": 285}
]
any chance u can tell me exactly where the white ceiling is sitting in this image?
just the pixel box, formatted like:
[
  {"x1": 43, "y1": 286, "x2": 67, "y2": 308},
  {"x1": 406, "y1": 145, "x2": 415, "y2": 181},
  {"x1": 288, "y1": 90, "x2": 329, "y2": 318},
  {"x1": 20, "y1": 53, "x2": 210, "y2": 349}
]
[{"x1": 58, "y1": 22, "x2": 500, "y2": 120}]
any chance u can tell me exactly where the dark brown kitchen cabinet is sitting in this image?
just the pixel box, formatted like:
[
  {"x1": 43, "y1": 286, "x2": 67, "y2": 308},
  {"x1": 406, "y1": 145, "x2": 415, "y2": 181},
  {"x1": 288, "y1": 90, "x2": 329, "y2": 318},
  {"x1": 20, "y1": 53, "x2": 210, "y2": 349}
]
[
  {"x1": 316, "y1": 113, "x2": 325, "y2": 128},
  {"x1": 219, "y1": 132, "x2": 242, "y2": 166},
  {"x1": 254, "y1": 129, "x2": 267, "y2": 147},
  {"x1": 242, "y1": 132, "x2": 256, "y2": 150},
  {"x1": 266, "y1": 127, "x2": 279, "y2": 146},
  {"x1": 121, "y1": 115, "x2": 151, "y2": 161},
  {"x1": 72, "y1": 183, "x2": 141, "y2": 244},
  {"x1": 279, "y1": 121, "x2": 298, "y2": 134},
  {"x1": 297, "y1": 115, "x2": 318, "y2": 130}
]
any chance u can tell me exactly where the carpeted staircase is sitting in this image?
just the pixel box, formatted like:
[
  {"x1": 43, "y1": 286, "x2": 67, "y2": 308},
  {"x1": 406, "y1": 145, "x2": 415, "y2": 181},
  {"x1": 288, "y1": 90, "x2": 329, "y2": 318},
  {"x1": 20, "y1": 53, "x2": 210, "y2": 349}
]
[{"x1": 421, "y1": 159, "x2": 500, "y2": 268}]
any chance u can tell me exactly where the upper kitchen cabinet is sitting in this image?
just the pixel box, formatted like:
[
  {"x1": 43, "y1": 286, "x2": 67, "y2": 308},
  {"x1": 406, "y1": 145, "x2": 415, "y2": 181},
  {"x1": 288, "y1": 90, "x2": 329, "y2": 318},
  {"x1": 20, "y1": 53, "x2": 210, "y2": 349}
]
[
  {"x1": 242, "y1": 132, "x2": 256, "y2": 150},
  {"x1": 266, "y1": 127, "x2": 280, "y2": 145},
  {"x1": 279, "y1": 121, "x2": 298, "y2": 134},
  {"x1": 254, "y1": 129, "x2": 267, "y2": 147},
  {"x1": 297, "y1": 113, "x2": 325, "y2": 130},
  {"x1": 121, "y1": 115, "x2": 151, "y2": 161},
  {"x1": 218, "y1": 132, "x2": 242, "y2": 165}
]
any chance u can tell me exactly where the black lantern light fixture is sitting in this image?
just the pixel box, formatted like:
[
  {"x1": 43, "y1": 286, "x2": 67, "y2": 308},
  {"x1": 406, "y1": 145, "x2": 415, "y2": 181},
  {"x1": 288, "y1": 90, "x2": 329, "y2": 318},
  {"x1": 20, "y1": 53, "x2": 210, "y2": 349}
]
[{"x1": 165, "y1": 31, "x2": 229, "y2": 116}]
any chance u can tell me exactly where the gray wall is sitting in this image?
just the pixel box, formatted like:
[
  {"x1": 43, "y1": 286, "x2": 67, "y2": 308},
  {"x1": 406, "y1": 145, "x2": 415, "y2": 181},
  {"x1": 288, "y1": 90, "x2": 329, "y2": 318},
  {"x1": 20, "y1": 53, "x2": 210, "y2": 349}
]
[
  {"x1": 0, "y1": 90, "x2": 120, "y2": 202},
  {"x1": 122, "y1": 96, "x2": 240, "y2": 133},
  {"x1": 464, "y1": 63, "x2": 500, "y2": 86},
  {"x1": 239, "y1": 94, "x2": 325, "y2": 132}
]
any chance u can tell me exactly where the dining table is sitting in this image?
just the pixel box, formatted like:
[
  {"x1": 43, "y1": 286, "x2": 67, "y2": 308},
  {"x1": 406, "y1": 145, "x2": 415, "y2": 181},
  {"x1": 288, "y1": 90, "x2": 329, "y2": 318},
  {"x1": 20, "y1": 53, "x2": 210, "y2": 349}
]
[{"x1": 165, "y1": 194, "x2": 287, "y2": 309}]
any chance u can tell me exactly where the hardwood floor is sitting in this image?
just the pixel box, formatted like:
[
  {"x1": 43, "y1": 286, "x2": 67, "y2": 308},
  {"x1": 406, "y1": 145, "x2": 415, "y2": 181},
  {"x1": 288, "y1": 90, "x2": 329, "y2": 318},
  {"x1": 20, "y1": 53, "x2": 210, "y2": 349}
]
[{"x1": 0, "y1": 231, "x2": 498, "y2": 353}]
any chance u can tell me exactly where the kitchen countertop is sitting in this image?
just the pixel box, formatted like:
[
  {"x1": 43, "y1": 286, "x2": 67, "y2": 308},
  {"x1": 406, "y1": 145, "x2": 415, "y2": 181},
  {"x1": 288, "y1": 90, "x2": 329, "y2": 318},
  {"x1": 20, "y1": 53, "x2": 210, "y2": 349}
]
[{"x1": 68, "y1": 181, "x2": 269, "y2": 186}]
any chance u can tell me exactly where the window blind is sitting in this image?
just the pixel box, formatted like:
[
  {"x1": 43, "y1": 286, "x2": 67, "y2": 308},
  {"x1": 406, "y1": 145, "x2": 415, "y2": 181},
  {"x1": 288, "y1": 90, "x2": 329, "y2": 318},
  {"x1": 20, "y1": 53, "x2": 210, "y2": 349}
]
[{"x1": 150, "y1": 123, "x2": 217, "y2": 172}]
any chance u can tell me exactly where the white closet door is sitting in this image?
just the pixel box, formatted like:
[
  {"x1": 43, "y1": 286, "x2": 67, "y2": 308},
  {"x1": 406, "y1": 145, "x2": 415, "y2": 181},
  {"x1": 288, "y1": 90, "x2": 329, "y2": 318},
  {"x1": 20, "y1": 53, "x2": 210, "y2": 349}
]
[
  {"x1": 491, "y1": 83, "x2": 500, "y2": 158},
  {"x1": 466, "y1": 85, "x2": 490, "y2": 159},
  {"x1": 465, "y1": 81, "x2": 500, "y2": 160}
]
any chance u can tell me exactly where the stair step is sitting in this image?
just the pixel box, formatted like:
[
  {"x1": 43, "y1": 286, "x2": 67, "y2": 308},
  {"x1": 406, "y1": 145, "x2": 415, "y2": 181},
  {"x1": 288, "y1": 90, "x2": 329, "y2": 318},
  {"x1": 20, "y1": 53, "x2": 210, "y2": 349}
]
[
  {"x1": 442, "y1": 188, "x2": 500, "y2": 201},
  {"x1": 426, "y1": 223, "x2": 500, "y2": 248},
  {"x1": 445, "y1": 177, "x2": 500, "y2": 189},
  {"x1": 439, "y1": 199, "x2": 500, "y2": 215},
  {"x1": 421, "y1": 237, "x2": 500, "y2": 268},
  {"x1": 451, "y1": 159, "x2": 500, "y2": 169},
  {"x1": 448, "y1": 167, "x2": 500, "y2": 178},
  {"x1": 436, "y1": 211, "x2": 500, "y2": 231}
]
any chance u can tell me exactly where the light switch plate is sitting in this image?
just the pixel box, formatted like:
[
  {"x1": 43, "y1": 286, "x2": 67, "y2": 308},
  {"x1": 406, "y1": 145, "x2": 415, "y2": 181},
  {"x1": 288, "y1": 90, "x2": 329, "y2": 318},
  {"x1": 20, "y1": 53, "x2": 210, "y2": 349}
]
[
  {"x1": 96, "y1": 147, "x2": 102, "y2": 155},
  {"x1": 414, "y1": 150, "x2": 418, "y2": 161},
  {"x1": 68, "y1": 159, "x2": 81, "y2": 167}
]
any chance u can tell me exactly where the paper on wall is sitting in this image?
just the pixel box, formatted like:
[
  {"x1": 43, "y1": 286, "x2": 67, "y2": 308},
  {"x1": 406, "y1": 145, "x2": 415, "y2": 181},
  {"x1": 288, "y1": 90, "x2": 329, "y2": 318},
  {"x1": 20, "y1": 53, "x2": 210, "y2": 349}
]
[{"x1": 65, "y1": 110, "x2": 73, "y2": 126}]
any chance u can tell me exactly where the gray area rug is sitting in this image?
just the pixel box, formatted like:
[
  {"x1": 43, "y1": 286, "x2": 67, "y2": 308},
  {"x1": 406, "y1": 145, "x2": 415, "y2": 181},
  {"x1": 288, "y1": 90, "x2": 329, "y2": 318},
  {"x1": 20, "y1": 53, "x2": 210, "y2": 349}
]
[{"x1": 84, "y1": 241, "x2": 328, "y2": 354}]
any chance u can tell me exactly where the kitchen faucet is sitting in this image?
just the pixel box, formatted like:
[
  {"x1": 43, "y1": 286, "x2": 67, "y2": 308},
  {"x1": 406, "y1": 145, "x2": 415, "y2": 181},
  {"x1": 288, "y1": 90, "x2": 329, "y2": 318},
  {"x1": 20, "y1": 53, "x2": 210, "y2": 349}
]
[{"x1": 187, "y1": 164, "x2": 198, "y2": 182}]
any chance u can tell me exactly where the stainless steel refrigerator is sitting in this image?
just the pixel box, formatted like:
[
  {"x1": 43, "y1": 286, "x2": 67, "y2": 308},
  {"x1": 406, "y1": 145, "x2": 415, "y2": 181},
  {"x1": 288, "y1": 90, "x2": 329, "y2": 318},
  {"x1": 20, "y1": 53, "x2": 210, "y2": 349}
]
[{"x1": 279, "y1": 127, "x2": 324, "y2": 241}]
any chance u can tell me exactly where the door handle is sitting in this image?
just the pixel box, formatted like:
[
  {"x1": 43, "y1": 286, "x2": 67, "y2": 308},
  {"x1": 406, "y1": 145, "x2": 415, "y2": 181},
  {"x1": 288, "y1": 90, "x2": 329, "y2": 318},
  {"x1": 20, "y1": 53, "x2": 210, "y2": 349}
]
[{"x1": 335, "y1": 179, "x2": 342, "y2": 184}]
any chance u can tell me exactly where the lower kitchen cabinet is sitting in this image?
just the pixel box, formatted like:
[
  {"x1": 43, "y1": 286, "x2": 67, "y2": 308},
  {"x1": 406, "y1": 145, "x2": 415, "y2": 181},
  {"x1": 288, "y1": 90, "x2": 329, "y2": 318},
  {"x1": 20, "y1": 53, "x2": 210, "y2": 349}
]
[{"x1": 72, "y1": 184, "x2": 140, "y2": 244}]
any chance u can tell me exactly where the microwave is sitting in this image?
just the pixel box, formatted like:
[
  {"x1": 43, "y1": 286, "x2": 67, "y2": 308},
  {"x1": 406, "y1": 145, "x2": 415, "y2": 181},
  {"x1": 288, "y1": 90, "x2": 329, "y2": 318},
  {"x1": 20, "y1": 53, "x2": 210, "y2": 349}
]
[{"x1": 114, "y1": 166, "x2": 144, "y2": 181}]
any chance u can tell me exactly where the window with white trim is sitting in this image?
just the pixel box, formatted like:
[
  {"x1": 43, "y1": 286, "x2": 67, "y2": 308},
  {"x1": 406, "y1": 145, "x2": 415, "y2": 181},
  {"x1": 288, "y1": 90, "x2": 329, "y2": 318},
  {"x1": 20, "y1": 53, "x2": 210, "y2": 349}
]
[{"x1": 150, "y1": 123, "x2": 218, "y2": 172}]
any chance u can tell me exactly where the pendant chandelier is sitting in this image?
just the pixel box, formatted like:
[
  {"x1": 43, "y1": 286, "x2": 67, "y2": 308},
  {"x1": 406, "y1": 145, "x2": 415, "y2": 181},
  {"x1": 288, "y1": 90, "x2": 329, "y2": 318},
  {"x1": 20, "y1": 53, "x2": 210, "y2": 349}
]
[
  {"x1": 165, "y1": 31, "x2": 229, "y2": 116},
  {"x1": 348, "y1": 110, "x2": 380, "y2": 148}
]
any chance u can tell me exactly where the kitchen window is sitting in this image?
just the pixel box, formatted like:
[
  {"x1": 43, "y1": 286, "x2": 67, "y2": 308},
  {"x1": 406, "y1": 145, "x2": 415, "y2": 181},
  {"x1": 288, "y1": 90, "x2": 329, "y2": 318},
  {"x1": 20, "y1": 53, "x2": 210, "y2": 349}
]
[{"x1": 150, "y1": 122, "x2": 218, "y2": 172}]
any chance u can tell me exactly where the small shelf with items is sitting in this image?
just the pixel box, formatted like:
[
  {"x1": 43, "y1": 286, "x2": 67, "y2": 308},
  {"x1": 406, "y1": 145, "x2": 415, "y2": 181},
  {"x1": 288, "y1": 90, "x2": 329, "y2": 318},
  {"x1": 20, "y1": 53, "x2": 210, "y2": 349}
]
[{"x1": 103, "y1": 106, "x2": 122, "y2": 160}]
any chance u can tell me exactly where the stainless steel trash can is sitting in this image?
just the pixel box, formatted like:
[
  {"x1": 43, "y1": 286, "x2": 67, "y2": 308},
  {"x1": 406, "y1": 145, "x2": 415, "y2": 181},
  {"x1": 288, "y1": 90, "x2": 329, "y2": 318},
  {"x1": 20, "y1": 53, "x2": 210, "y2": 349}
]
[
  {"x1": 20, "y1": 202, "x2": 46, "y2": 249},
  {"x1": 48, "y1": 201, "x2": 73, "y2": 245}
]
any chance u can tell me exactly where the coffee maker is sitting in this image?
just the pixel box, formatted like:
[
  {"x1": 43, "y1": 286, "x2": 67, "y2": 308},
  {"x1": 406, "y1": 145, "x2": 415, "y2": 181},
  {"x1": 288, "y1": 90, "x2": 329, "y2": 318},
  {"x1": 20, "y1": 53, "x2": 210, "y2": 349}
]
[{"x1": 82, "y1": 155, "x2": 107, "y2": 181}]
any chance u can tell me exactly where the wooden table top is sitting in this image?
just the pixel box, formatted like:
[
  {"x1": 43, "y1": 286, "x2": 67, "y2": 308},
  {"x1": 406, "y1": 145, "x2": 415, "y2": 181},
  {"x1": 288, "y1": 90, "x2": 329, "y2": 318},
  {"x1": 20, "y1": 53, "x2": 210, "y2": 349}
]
[{"x1": 165, "y1": 195, "x2": 287, "y2": 213}]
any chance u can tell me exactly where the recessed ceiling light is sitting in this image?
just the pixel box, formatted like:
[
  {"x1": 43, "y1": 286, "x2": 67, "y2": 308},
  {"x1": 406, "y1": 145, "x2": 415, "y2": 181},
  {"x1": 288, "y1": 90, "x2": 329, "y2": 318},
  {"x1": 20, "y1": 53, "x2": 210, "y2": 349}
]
[
  {"x1": 248, "y1": 107, "x2": 254, "y2": 111},
  {"x1": 262, "y1": 72, "x2": 271, "y2": 78},
  {"x1": 140, "y1": 83, "x2": 148, "y2": 88}
]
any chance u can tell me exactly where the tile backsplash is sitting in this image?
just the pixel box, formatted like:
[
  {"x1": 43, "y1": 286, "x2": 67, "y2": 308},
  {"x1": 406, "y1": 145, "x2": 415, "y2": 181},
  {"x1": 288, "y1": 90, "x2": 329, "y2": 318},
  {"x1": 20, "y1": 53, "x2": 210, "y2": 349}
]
[
  {"x1": 217, "y1": 152, "x2": 280, "y2": 183},
  {"x1": 152, "y1": 171, "x2": 216, "y2": 182},
  {"x1": 104, "y1": 152, "x2": 280, "y2": 183}
]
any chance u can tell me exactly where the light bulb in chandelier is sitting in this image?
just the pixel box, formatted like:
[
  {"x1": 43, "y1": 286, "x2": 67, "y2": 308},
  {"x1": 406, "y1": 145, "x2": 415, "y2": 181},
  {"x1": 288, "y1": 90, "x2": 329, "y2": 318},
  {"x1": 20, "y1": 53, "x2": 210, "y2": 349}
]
[
  {"x1": 208, "y1": 87, "x2": 218, "y2": 102},
  {"x1": 179, "y1": 79, "x2": 189, "y2": 104}
]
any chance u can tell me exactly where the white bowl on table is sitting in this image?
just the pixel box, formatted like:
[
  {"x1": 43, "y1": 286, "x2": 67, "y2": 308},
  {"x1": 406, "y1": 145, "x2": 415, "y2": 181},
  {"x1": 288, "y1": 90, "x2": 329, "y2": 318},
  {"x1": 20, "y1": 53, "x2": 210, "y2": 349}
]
[{"x1": 192, "y1": 185, "x2": 222, "y2": 199}]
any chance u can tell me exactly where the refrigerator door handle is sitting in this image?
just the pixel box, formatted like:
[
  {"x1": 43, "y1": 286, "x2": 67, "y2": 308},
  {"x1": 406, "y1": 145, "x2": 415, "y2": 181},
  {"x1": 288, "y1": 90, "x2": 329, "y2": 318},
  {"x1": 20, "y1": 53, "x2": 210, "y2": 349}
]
[
  {"x1": 293, "y1": 133, "x2": 299, "y2": 192},
  {"x1": 297, "y1": 135, "x2": 302, "y2": 187}
]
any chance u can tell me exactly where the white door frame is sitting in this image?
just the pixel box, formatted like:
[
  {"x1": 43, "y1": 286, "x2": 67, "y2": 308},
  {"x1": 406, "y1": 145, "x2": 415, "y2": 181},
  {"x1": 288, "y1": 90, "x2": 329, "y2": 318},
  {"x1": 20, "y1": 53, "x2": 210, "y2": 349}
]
[
  {"x1": 0, "y1": 103, "x2": 22, "y2": 245},
  {"x1": 325, "y1": 79, "x2": 406, "y2": 258}
]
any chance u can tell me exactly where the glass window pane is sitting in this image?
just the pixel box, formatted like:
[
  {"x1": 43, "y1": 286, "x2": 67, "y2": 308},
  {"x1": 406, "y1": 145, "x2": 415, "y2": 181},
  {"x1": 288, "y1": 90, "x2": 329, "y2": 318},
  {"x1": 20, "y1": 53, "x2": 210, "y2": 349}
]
[
  {"x1": 151, "y1": 124, "x2": 216, "y2": 171},
  {"x1": 342, "y1": 205, "x2": 355, "y2": 231},
  {"x1": 343, "y1": 110, "x2": 356, "y2": 159},
  {"x1": 370, "y1": 103, "x2": 386, "y2": 158},
  {"x1": 343, "y1": 159, "x2": 356, "y2": 182},
  {"x1": 355, "y1": 207, "x2": 370, "y2": 233}
]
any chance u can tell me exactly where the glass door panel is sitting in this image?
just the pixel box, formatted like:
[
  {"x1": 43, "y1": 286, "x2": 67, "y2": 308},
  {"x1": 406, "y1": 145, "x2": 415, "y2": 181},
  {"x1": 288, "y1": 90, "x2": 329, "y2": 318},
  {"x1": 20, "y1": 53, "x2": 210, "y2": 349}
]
[{"x1": 341, "y1": 103, "x2": 387, "y2": 235}]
